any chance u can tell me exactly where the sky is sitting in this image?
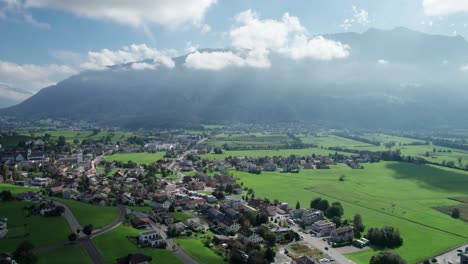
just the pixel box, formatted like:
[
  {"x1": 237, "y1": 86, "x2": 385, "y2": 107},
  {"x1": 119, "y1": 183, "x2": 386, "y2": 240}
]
[{"x1": 1, "y1": 0, "x2": 468, "y2": 103}]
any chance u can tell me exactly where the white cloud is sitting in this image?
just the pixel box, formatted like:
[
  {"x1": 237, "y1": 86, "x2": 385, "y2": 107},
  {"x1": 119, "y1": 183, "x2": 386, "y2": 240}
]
[
  {"x1": 0, "y1": 60, "x2": 77, "y2": 102},
  {"x1": 282, "y1": 35, "x2": 350, "y2": 61},
  {"x1": 131, "y1": 62, "x2": 156, "y2": 71},
  {"x1": 423, "y1": 0, "x2": 468, "y2": 16},
  {"x1": 80, "y1": 44, "x2": 175, "y2": 70},
  {"x1": 184, "y1": 49, "x2": 270, "y2": 70},
  {"x1": 187, "y1": 10, "x2": 349, "y2": 70},
  {"x1": 352, "y1": 6, "x2": 369, "y2": 25},
  {"x1": 230, "y1": 10, "x2": 304, "y2": 50},
  {"x1": 340, "y1": 6, "x2": 370, "y2": 30},
  {"x1": 377, "y1": 59, "x2": 389, "y2": 65},
  {"x1": 0, "y1": 0, "x2": 50, "y2": 29},
  {"x1": 460, "y1": 64, "x2": 468, "y2": 71},
  {"x1": 24, "y1": 0, "x2": 216, "y2": 28}
]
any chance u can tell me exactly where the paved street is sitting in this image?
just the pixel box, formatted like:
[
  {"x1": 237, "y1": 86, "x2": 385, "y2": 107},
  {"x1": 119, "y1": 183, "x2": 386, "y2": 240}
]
[{"x1": 290, "y1": 226, "x2": 357, "y2": 264}]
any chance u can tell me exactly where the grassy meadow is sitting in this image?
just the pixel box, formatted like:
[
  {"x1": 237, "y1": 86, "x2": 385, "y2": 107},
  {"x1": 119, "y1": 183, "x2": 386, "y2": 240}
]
[
  {"x1": 37, "y1": 245, "x2": 92, "y2": 264},
  {"x1": 20, "y1": 130, "x2": 137, "y2": 144},
  {"x1": 52, "y1": 198, "x2": 119, "y2": 229},
  {"x1": 233, "y1": 162, "x2": 468, "y2": 263},
  {"x1": 104, "y1": 152, "x2": 170, "y2": 165},
  {"x1": 175, "y1": 231, "x2": 225, "y2": 264},
  {"x1": 93, "y1": 225, "x2": 183, "y2": 264},
  {"x1": 0, "y1": 201, "x2": 71, "y2": 252}
]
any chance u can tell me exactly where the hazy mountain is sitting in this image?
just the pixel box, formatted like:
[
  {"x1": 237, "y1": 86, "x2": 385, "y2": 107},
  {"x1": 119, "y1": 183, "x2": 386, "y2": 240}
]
[{"x1": 2, "y1": 27, "x2": 468, "y2": 130}]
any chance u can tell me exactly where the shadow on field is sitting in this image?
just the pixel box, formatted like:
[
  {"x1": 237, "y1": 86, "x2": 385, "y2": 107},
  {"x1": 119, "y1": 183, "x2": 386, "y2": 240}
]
[{"x1": 385, "y1": 162, "x2": 468, "y2": 193}]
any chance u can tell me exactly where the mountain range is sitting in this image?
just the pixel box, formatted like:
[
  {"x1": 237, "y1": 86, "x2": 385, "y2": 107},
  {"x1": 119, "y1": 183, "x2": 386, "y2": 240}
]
[{"x1": 2, "y1": 27, "x2": 468, "y2": 130}]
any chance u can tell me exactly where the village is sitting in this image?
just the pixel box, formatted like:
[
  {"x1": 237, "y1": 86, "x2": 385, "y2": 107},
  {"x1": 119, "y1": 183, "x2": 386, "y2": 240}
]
[{"x1": 0, "y1": 130, "x2": 378, "y2": 264}]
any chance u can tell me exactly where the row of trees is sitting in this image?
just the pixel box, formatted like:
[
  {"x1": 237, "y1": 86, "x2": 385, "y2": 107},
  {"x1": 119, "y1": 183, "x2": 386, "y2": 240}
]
[{"x1": 366, "y1": 226, "x2": 403, "y2": 248}]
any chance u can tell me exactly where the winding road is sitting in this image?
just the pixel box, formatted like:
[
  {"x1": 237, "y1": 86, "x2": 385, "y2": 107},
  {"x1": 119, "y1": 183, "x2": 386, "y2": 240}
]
[{"x1": 33, "y1": 202, "x2": 127, "y2": 264}]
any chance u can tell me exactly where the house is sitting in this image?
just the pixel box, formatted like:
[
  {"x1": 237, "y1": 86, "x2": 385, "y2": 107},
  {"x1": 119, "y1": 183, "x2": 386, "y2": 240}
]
[
  {"x1": 172, "y1": 222, "x2": 187, "y2": 233},
  {"x1": 138, "y1": 230, "x2": 166, "y2": 248},
  {"x1": 461, "y1": 253, "x2": 468, "y2": 264},
  {"x1": 131, "y1": 217, "x2": 151, "y2": 229},
  {"x1": 39, "y1": 202, "x2": 57, "y2": 216},
  {"x1": 117, "y1": 253, "x2": 152, "y2": 264},
  {"x1": 0, "y1": 253, "x2": 16, "y2": 264},
  {"x1": 301, "y1": 209, "x2": 323, "y2": 226},
  {"x1": 0, "y1": 218, "x2": 7, "y2": 238},
  {"x1": 219, "y1": 218, "x2": 241, "y2": 234},
  {"x1": 311, "y1": 220, "x2": 336, "y2": 237},
  {"x1": 205, "y1": 208, "x2": 225, "y2": 221},
  {"x1": 206, "y1": 196, "x2": 218, "y2": 204},
  {"x1": 31, "y1": 177, "x2": 50, "y2": 187},
  {"x1": 16, "y1": 191, "x2": 41, "y2": 202},
  {"x1": 226, "y1": 198, "x2": 242, "y2": 210},
  {"x1": 292, "y1": 256, "x2": 319, "y2": 264},
  {"x1": 330, "y1": 226, "x2": 354, "y2": 244},
  {"x1": 187, "y1": 218, "x2": 208, "y2": 233},
  {"x1": 237, "y1": 227, "x2": 263, "y2": 245}
]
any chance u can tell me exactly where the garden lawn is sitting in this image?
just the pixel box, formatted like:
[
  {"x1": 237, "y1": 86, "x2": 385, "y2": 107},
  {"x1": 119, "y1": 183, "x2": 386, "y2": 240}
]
[
  {"x1": 0, "y1": 183, "x2": 37, "y2": 194},
  {"x1": 37, "y1": 245, "x2": 92, "y2": 264},
  {"x1": 233, "y1": 162, "x2": 468, "y2": 264},
  {"x1": 0, "y1": 201, "x2": 71, "y2": 252},
  {"x1": 52, "y1": 198, "x2": 119, "y2": 229},
  {"x1": 104, "y1": 152, "x2": 170, "y2": 165},
  {"x1": 173, "y1": 211, "x2": 193, "y2": 222},
  {"x1": 93, "y1": 225, "x2": 182, "y2": 264},
  {"x1": 175, "y1": 233, "x2": 225, "y2": 264}
]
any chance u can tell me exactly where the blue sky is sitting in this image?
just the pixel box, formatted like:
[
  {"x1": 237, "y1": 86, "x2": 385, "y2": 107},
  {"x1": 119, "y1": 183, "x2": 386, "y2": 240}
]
[{"x1": 1, "y1": 0, "x2": 468, "y2": 103}]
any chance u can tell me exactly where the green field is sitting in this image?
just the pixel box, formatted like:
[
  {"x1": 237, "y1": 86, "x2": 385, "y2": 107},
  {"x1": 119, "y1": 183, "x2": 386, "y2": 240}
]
[
  {"x1": 0, "y1": 201, "x2": 71, "y2": 252},
  {"x1": 233, "y1": 162, "x2": 468, "y2": 263},
  {"x1": 37, "y1": 245, "x2": 92, "y2": 264},
  {"x1": 93, "y1": 225, "x2": 183, "y2": 264},
  {"x1": 173, "y1": 211, "x2": 193, "y2": 222},
  {"x1": 20, "y1": 130, "x2": 137, "y2": 144},
  {"x1": 201, "y1": 147, "x2": 352, "y2": 160},
  {"x1": 52, "y1": 198, "x2": 119, "y2": 229},
  {"x1": 104, "y1": 152, "x2": 170, "y2": 165},
  {"x1": 175, "y1": 232, "x2": 225, "y2": 264}
]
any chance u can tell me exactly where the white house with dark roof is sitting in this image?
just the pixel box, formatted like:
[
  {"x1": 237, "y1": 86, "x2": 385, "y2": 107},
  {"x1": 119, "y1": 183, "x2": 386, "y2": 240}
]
[{"x1": 0, "y1": 218, "x2": 7, "y2": 239}]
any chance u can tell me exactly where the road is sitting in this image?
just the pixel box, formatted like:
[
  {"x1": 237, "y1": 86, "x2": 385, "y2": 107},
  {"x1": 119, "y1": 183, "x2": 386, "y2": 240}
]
[
  {"x1": 33, "y1": 202, "x2": 127, "y2": 264},
  {"x1": 290, "y1": 226, "x2": 356, "y2": 264},
  {"x1": 168, "y1": 137, "x2": 208, "y2": 174},
  {"x1": 130, "y1": 209, "x2": 199, "y2": 264}
]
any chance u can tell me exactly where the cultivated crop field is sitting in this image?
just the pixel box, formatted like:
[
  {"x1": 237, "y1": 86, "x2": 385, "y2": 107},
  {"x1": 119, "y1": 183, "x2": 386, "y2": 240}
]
[
  {"x1": 93, "y1": 225, "x2": 182, "y2": 264},
  {"x1": 233, "y1": 162, "x2": 468, "y2": 263},
  {"x1": 104, "y1": 152, "x2": 170, "y2": 165}
]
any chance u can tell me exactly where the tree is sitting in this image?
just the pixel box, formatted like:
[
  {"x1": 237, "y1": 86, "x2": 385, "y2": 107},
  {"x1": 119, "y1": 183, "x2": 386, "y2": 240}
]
[
  {"x1": 339, "y1": 175, "x2": 346, "y2": 181},
  {"x1": 310, "y1": 197, "x2": 322, "y2": 209},
  {"x1": 366, "y1": 226, "x2": 403, "y2": 248},
  {"x1": 353, "y1": 214, "x2": 365, "y2": 232},
  {"x1": 0, "y1": 190, "x2": 14, "y2": 201},
  {"x1": 13, "y1": 241, "x2": 37, "y2": 264},
  {"x1": 318, "y1": 199, "x2": 329, "y2": 211},
  {"x1": 325, "y1": 202, "x2": 343, "y2": 218},
  {"x1": 451, "y1": 208, "x2": 460, "y2": 219},
  {"x1": 295, "y1": 200, "x2": 301, "y2": 210},
  {"x1": 369, "y1": 251, "x2": 406, "y2": 264},
  {"x1": 265, "y1": 247, "x2": 276, "y2": 263},
  {"x1": 213, "y1": 147, "x2": 223, "y2": 154},
  {"x1": 83, "y1": 224, "x2": 93, "y2": 236},
  {"x1": 168, "y1": 204, "x2": 175, "y2": 212},
  {"x1": 264, "y1": 232, "x2": 277, "y2": 246},
  {"x1": 331, "y1": 216, "x2": 342, "y2": 228},
  {"x1": 68, "y1": 233, "x2": 78, "y2": 242},
  {"x1": 57, "y1": 136, "x2": 66, "y2": 147}
]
